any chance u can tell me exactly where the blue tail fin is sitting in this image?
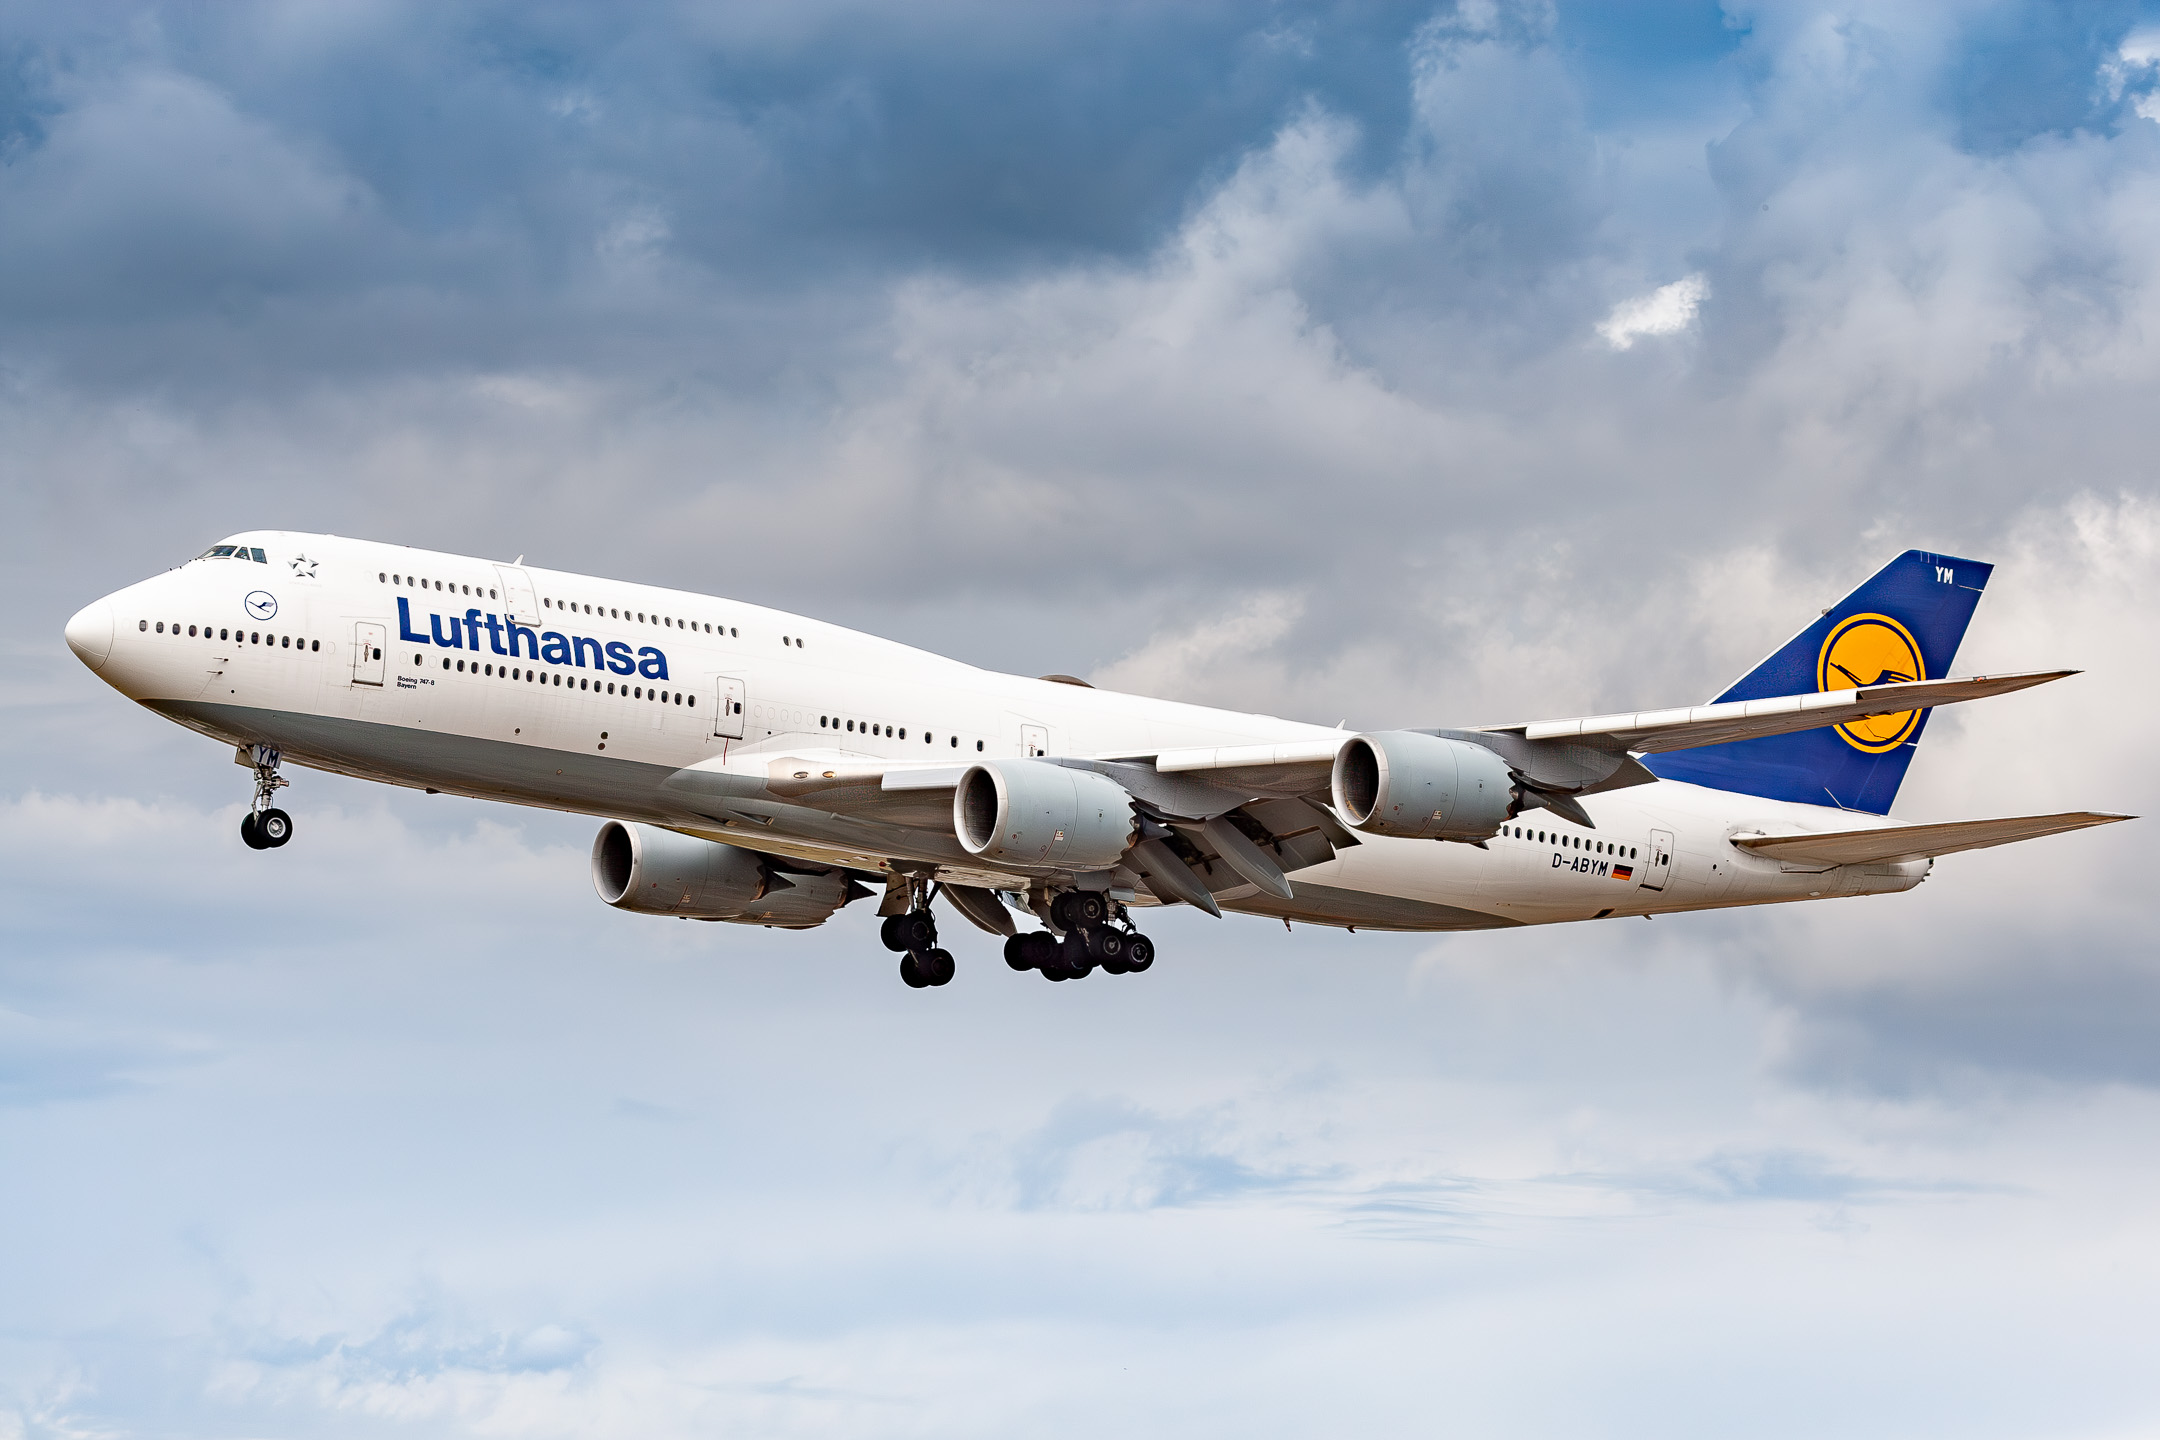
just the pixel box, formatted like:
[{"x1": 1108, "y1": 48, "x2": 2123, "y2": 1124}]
[{"x1": 1644, "y1": 550, "x2": 1992, "y2": 814}]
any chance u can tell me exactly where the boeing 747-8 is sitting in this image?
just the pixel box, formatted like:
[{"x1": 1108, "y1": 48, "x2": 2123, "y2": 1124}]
[{"x1": 63, "y1": 540, "x2": 2128, "y2": 986}]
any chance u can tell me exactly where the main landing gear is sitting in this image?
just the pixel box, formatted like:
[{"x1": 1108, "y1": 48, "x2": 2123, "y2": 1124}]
[
  {"x1": 1002, "y1": 891, "x2": 1156, "y2": 983},
  {"x1": 239, "y1": 744, "x2": 293, "y2": 851},
  {"x1": 880, "y1": 904, "x2": 955, "y2": 989}
]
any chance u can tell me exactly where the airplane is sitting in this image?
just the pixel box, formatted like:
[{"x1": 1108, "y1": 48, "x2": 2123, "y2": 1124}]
[{"x1": 62, "y1": 538, "x2": 2130, "y2": 988}]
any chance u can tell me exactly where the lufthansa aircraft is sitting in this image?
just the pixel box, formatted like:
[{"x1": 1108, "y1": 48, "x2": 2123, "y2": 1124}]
[{"x1": 64, "y1": 539, "x2": 2129, "y2": 987}]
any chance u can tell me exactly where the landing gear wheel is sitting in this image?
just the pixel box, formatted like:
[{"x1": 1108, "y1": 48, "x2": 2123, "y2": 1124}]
[
  {"x1": 1003, "y1": 935, "x2": 1034, "y2": 971},
  {"x1": 893, "y1": 911, "x2": 937, "y2": 952},
  {"x1": 257, "y1": 808, "x2": 293, "y2": 848},
  {"x1": 918, "y1": 948, "x2": 956, "y2": 986},
  {"x1": 239, "y1": 812, "x2": 267, "y2": 850},
  {"x1": 1052, "y1": 891, "x2": 1108, "y2": 930},
  {"x1": 1019, "y1": 933, "x2": 1059, "y2": 971},
  {"x1": 1086, "y1": 927, "x2": 1126, "y2": 965},
  {"x1": 880, "y1": 914, "x2": 910, "y2": 952},
  {"x1": 1125, "y1": 934, "x2": 1156, "y2": 972},
  {"x1": 899, "y1": 953, "x2": 931, "y2": 988},
  {"x1": 1056, "y1": 930, "x2": 1095, "y2": 979}
]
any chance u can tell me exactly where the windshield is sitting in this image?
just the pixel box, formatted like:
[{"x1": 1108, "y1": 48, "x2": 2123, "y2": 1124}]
[{"x1": 196, "y1": 545, "x2": 266, "y2": 563}]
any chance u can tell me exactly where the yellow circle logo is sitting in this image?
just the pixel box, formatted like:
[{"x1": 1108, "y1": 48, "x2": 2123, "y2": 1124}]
[{"x1": 1818, "y1": 613, "x2": 1925, "y2": 752}]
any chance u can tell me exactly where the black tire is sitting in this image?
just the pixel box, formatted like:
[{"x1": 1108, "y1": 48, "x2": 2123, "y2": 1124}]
[
  {"x1": 895, "y1": 911, "x2": 937, "y2": 951},
  {"x1": 1099, "y1": 954, "x2": 1131, "y2": 975},
  {"x1": 1057, "y1": 891, "x2": 1107, "y2": 929},
  {"x1": 921, "y1": 948, "x2": 956, "y2": 986},
  {"x1": 1087, "y1": 927, "x2": 1126, "y2": 964},
  {"x1": 1058, "y1": 930, "x2": 1093, "y2": 978},
  {"x1": 880, "y1": 914, "x2": 907, "y2": 951},
  {"x1": 258, "y1": 808, "x2": 293, "y2": 847},
  {"x1": 1125, "y1": 934, "x2": 1156, "y2": 972},
  {"x1": 239, "y1": 812, "x2": 268, "y2": 850},
  {"x1": 1003, "y1": 935, "x2": 1033, "y2": 971},
  {"x1": 1020, "y1": 932, "x2": 1059, "y2": 970},
  {"x1": 1042, "y1": 966, "x2": 1069, "y2": 982},
  {"x1": 899, "y1": 954, "x2": 931, "y2": 988}
]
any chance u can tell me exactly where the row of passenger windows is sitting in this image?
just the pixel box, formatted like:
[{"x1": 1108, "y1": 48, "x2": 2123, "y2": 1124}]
[
  {"x1": 384, "y1": 572, "x2": 497, "y2": 600},
  {"x1": 1504, "y1": 824, "x2": 1636, "y2": 860},
  {"x1": 376, "y1": 570, "x2": 750, "y2": 641},
  {"x1": 421, "y1": 653, "x2": 696, "y2": 706},
  {"x1": 819, "y1": 716, "x2": 983, "y2": 750},
  {"x1": 145, "y1": 619, "x2": 319, "y2": 652}
]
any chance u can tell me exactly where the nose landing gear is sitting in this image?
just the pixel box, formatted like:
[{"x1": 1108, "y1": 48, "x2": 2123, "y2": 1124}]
[{"x1": 239, "y1": 745, "x2": 293, "y2": 850}]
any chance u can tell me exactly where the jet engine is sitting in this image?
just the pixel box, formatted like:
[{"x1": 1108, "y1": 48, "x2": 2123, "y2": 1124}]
[
  {"x1": 1331, "y1": 731, "x2": 1514, "y2": 841},
  {"x1": 591, "y1": 821, "x2": 856, "y2": 928},
  {"x1": 954, "y1": 759, "x2": 1137, "y2": 870}
]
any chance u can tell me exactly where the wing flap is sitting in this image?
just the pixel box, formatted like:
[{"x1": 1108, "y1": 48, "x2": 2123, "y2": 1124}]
[
  {"x1": 1732, "y1": 811, "x2": 2132, "y2": 865},
  {"x1": 1516, "y1": 670, "x2": 2074, "y2": 754}
]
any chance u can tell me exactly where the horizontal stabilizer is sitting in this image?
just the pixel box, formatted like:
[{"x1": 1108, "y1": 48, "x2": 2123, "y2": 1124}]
[
  {"x1": 1732, "y1": 811, "x2": 2133, "y2": 866},
  {"x1": 1517, "y1": 670, "x2": 2074, "y2": 754}
]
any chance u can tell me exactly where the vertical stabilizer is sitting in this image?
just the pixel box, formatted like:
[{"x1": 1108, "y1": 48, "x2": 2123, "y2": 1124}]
[{"x1": 1644, "y1": 550, "x2": 1991, "y2": 813}]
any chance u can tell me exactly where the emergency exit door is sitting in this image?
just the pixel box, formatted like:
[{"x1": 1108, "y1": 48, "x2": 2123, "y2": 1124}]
[
  {"x1": 1640, "y1": 828, "x2": 1674, "y2": 891},
  {"x1": 1022, "y1": 724, "x2": 1050, "y2": 757},
  {"x1": 352, "y1": 622, "x2": 386, "y2": 686},
  {"x1": 712, "y1": 676, "x2": 745, "y2": 739}
]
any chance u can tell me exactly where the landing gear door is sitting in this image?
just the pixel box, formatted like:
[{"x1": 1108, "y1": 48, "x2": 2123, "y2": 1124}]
[
  {"x1": 1640, "y1": 828, "x2": 1674, "y2": 891},
  {"x1": 352, "y1": 621, "x2": 386, "y2": 687},
  {"x1": 712, "y1": 677, "x2": 745, "y2": 739},
  {"x1": 494, "y1": 565, "x2": 540, "y2": 625}
]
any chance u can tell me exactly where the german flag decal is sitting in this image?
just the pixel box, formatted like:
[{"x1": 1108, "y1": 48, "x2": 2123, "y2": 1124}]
[{"x1": 1612, "y1": 864, "x2": 1634, "y2": 881}]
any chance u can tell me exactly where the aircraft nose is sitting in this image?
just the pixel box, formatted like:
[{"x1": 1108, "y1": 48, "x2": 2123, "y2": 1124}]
[{"x1": 65, "y1": 598, "x2": 115, "y2": 671}]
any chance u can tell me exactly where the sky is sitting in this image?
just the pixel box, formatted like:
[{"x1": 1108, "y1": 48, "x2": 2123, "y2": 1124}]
[{"x1": 4, "y1": 2, "x2": 2160, "y2": 1436}]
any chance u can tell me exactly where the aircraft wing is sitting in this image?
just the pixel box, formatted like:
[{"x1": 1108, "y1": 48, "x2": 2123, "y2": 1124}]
[
  {"x1": 1731, "y1": 811, "x2": 2132, "y2": 865},
  {"x1": 1498, "y1": 670, "x2": 2074, "y2": 754}
]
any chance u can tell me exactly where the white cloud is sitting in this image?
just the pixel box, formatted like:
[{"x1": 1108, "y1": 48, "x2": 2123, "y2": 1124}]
[{"x1": 1597, "y1": 273, "x2": 1709, "y2": 350}]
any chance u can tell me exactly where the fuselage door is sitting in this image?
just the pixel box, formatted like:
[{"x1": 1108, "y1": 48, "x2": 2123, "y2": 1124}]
[
  {"x1": 712, "y1": 676, "x2": 746, "y2": 739},
  {"x1": 352, "y1": 621, "x2": 386, "y2": 686},
  {"x1": 494, "y1": 565, "x2": 540, "y2": 626},
  {"x1": 1640, "y1": 828, "x2": 1674, "y2": 891},
  {"x1": 1022, "y1": 723, "x2": 1050, "y2": 757}
]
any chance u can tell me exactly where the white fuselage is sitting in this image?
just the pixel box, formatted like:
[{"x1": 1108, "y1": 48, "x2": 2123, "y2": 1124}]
[{"x1": 65, "y1": 532, "x2": 1927, "y2": 932}]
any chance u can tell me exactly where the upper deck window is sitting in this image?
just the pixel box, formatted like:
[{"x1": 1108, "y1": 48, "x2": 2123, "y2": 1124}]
[{"x1": 196, "y1": 545, "x2": 267, "y2": 563}]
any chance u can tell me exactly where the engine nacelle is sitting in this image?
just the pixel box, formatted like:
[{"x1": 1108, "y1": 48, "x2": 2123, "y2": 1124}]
[
  {"x1": 1331, "y1": 731, "x2": 1515, "y2": 841},
  {"x1": 954, "y1": 759, "x2": 1137, "y2": 870},
  {"x1": 591, "y1": 821, "x2": 853, "y2": 928}
]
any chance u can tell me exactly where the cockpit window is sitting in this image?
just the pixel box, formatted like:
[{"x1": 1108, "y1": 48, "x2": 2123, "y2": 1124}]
[
  {"x1": 198, "y1": 545, "x2": 238, "y2": 559},
  {"x1": 195, "y1": 545, "x2": 267, "y2": 563}
]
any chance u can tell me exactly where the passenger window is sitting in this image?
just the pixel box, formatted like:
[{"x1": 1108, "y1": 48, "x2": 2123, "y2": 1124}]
[
  {"x1": 156, "y1": 622, "x2": 165, "y2": 633},
  {"x1": 281, "y1": 635, "x2": 290, "y2": 648},
  {"x1": 312, "y1": 640, "x2": 320, "y2": 652},
  {"x1": 976, "y1": 740, "x2": 984, "y2": 751}
]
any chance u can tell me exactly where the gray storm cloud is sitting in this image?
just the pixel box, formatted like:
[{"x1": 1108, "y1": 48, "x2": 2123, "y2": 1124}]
[{"x1": 3, "y1": 2, "x2": 2158, "y2": 1436}]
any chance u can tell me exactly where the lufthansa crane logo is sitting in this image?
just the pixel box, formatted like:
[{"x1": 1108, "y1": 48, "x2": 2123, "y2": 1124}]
[
  {"x1": 244, "y1": 590, "x2": 279, "y2": 621},
  {"x1": 1818, "y1": 612, "x2": 1924, "y2": 753}
]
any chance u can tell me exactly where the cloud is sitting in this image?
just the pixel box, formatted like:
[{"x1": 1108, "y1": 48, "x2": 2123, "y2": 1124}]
[
  {"x1": 8, "y1": 3, "x2": 2160, "y2": 1436},
  {"x1": 1598, "y1": 273, "x2": 1710, "y2": 349}
]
